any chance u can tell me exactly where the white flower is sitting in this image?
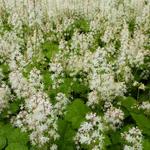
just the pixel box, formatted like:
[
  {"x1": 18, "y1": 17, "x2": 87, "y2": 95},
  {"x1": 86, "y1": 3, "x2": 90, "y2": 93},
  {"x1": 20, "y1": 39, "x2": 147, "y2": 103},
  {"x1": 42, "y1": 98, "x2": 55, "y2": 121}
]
[
  {"x1": 29, "y1": 68, "x2": 43, "y2": 88},
  {"x1": 49, "y1": 63, "x2": 63, "y2": 75},
  {"x1": 138, "y1": 83, "x2": 145, "y2": 90},
  {"x1": 87, "y1": 90, "x2": 99, "y2": 107},
  {"x1": 104, "y1": 106, "x2": 124, "y2": 129},
  {"x1": 54, "y1": 93, "x2": 70, "y2": 115},
  {"x1": 122, "y1": 127, "x2": 143, "y2": 150},
  {"x1": 50, "y1": 144, "x2": 58, "y2": 150},
  {"x1": 139, "y1": 101, "x2": 150, "y2": 113},
  {"x1": 39, "y1": 136, "x2": 49, "y2": 145},
  {"x1": 124, "y1": 145, "x2": 134, "y2": 150},
  {"x1": 75, "y1": 113, "x2": 105, "y2": 149},
  {"x1": 0, "y1": 84, "x2": 10, "y2": 113},
  {"x1": 133, "y1": 81, "x2": 139, "y2": 87}
]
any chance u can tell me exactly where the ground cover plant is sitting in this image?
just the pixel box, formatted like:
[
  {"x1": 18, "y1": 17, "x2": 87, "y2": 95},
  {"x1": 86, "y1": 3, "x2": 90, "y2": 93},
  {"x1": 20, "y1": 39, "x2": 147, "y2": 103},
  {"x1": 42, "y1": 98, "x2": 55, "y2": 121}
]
[{"x1": 0, "y1": 0, "x2": 150, "y2": 150}]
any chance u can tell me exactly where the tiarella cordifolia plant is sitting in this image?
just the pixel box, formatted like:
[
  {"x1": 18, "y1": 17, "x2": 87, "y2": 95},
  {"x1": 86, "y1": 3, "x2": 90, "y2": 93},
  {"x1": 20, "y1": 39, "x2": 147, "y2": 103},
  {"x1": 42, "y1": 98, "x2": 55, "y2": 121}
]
[{"x1": 0, "y1": 0, "x2": 150, "y2": 150}]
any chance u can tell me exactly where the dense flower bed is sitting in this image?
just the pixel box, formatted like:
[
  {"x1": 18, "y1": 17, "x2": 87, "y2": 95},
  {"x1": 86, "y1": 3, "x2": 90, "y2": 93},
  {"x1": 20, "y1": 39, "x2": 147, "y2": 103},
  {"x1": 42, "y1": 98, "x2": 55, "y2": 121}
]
[{"x1": 0, "y1": 0, "x2": 150, "y2": 150}]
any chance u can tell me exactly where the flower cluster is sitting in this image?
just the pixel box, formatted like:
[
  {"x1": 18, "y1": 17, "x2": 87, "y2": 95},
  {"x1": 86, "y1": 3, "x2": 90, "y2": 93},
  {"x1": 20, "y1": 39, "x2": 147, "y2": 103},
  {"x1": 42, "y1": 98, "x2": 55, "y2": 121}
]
[
  {"x1": 0, "y1": 83, "x2": 10, "y2": 113},
  {"x1": 53, "y1": 92, "x2": 70, "y2": 115},
  {"x1": 29, "y1": 67, "x2": 43, "y2": 89},
  {"x1": 49, "y1": 62, "x2": 64, "y2": 89},
  {"x1": 122, "y1": 127, "x2": 143, "y2": 150},
  {"x1": 104, "y1": 106, "x2": 124, "y2": 130},
  {"x1": 139, "y1": 101, "x2": 150, "y2": 114},
  {"x1": 74, "y1": 113, "x2": 106, "y2": 150}
]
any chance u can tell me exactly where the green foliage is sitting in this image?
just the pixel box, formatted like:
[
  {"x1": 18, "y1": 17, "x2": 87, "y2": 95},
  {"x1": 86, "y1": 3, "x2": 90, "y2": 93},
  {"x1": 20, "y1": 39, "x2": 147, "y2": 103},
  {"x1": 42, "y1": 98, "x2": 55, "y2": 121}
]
[
  {"x1": 43, "y1": 71, "x2": 52, "y2": 90},
  {"x1": 58, "y1": 78, "x2": 73, "y2": 94},
  {"x1": 49, "y1": 77, "x2": 89, "y2": 101},
  {"x1": 5, "y1": 143, "x2": 28, "y2": 150},
  {"x1": 42, "y1": 41, "x2": 59, "y2": 60},
  {"x1": 121, "y1": 97, "x2": 138, "y2": 112},
  {"x1": 110, "y1": 131, "x2": 121, "y2": 145},
  {"x1": 65, "y1": 99, "x2": 90, "y2": 129},
  {"x1": 0, "y1": 9, "x2": 12, "y2": 33},
  {"x1": 108, "y1": 144, "x2": 122, "y2": 150},
  {"x1": 0, "y1": 64, "x2": 9, "y2": 74},
  {"x1": 74, "y1": 18, "x2": 90, "y2": 33},
  {"x1": 0, "y1": 63, "x2": 10, "y2": 82},
  {"x1": 0, "y1": 136, "x2": 6, "y2": 149},
  {"x1": 57, "y1": 120, "x2": 76, "y2": 150},
  {"x1": 8, "y1": 100, "x2": 21, "y2": 115},
  {"x1": 104, "y1": 135, "x2": 112, "y2": 146},
  {"x1": 0, "y1": 122, "x2": 29, "y2": 149},
  {"x1": 7, "y1": 128, "x2": 29, "y2": 144},
  {"x1": 118, "y1": 96, "x2": 150, "y2": 137},
  {"x1": 0, "y1": 99, "x2": 22, "y2": 119},
  {"x1": 22, "y1": 63, "x2": 34, "y2": 78},
  {"x1": 128, "y1": 18, "x2": 136, "y2": 35},
  {"x1": 72, "y1": 80, "x2": 89, "y2": 95},
  {"x1": 131, "y1": 113, "x2": 150, "y2": 135},
  {"x1": 143, "y1": 139, "x2": 150, "y2": 150}
]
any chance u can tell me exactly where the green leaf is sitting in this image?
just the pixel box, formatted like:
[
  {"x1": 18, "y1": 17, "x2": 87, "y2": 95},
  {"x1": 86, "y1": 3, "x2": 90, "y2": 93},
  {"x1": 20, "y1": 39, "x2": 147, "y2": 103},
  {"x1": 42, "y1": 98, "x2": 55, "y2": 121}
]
[
  {"x1": 74, "y1": 18, "x2": 90, "y2": 33},
  {"x1": 0, "y1": 123, "x2": 29, "y2": 145},
  {"x1": 121, "y1": 97, "x2": 137, "y2": 112},
  {"x1": 0, "y1": 64, "x2": 9, "y2": 73},
  {"x1": 23, "y1": 63, "x2": 34, "y2": 78},
  {"x1": 139, "y1": 92, "x2": 150, "y2": 102},
  {"x1": 0, "y1": 136, "x2": 6, "y2": 149},
  {"x1": 128, "y1": 18, "x2": 135, "y2": 33},
  {"x1": 121, "y1": 97, "x2": 137, "y2": 108},
  {"x1": 104, "y1": 135, "x2": 111, "y2": 146},
  {"x1": 9, "y1": 101, "x2": 20, "y2": 114},
  {"x1": 6, "y1": 143, "x2": 28, "y2": 150},
  {"x1": 43, "y1": 71, "x2": 52, "y2": 89},
  {"x1": 131, "y1": 113, "x2": 150, "y2": 135},
  {"x1": 110, "y1": 132, "x2": 121, "y2": 145},
  {"x1": 108, "y1": 144, "x2": 122, "y2": 150},
  {"x1": 65, "y1": 99, "x2": 90, "y2": 129},
  {"x1": 57, "y1": 120, "x2": 76, "y2": 150},
  {"x1": 42, "y1": 42, "x2": 59, "y2": 60},
  {"x1": 0, "y1": 124, "x2": 13, "y2": 137},
  {"x1": 59, "y1": 78, "x2": 73, "y2": 94},
  {"x1": 72, "y1": 81, "x2": 88, "y2": 94},
  {"x1": 7, "y1": 128, "x2": 29, "y2": 144},
  {"x1": 143, "y1": 139, "x2": 150, "y2": 150}
]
